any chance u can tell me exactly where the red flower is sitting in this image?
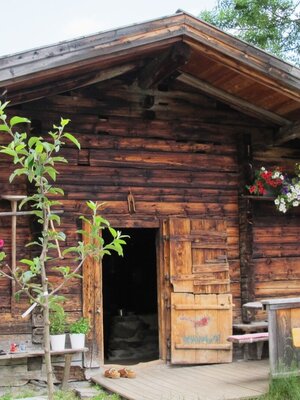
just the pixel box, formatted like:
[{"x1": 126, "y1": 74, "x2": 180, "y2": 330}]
[
  {"x1": 0, "y1": 239, "x2": 4, "y2": 248},
  {"x1": 247, "y1": 167, "x2": 284, "y2": 196}
]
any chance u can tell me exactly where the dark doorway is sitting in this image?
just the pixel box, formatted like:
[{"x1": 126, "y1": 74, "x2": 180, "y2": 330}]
[{"x1": 102, "y1": 228, "x2": 159, "y2": 364}]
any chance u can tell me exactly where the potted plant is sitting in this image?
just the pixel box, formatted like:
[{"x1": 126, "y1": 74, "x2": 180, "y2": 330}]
[
  {"x1": 49, "y1": 308, "x2": 66, "y2": 351},
  {"x1": 69, "y1": 317, "x2": 90, "y2": 349}
]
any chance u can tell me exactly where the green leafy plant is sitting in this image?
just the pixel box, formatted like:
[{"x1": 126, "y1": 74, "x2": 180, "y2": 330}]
[
  {"x1": 0, "y1": 101, "x2": 128, "y2": 400},
  {"x1": 49, "y1": 307, "x2": 66, "y2": 335},
  {"x1": 69, "y1": 317, "x2": 90, "y2": 334}
]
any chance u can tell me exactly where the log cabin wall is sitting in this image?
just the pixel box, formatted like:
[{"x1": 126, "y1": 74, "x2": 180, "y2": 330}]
[
  {"x1": 248, "y1": 134, "x2": 300, "y2": 319},
  {"x1": 0, "y1": 76, "x2": 276, "y2": 343}
]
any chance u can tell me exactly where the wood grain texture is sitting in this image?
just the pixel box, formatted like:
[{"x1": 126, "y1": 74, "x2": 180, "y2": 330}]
[
  {"x1": 82, "y1": 220, "x2": 103, "y2": 367},
  {"x1": 171, "y1": 293, "x2": 232, "y2": 364}
]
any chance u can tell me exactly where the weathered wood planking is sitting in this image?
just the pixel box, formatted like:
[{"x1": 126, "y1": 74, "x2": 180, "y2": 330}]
[
  {"x1": 171, "y1": 293, "x2": 232, "y2": 364},
  {"x1": 82, "y1": 221, "x2": 103, "y2": 367},
  {"x1": 168, "y1": 218, "x2": 230, "y2": 294},
  {"x1": 249, "y1": 141, "x2": 300, "y2": 306},
  {"x1": 263, "y1": 299, "x2": 300, "y2": 377},
  {"x1": 0, "y1": 66, "x2": 297, "y2": 363}
]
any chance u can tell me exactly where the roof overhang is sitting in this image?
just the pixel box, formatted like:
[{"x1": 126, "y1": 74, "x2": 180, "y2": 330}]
[{"x1": 1, "y1": 12, "x2": 300, "y2": 134}]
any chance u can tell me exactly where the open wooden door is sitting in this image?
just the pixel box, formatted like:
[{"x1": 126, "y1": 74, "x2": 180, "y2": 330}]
[{"x1": 166, "y1": 218, "x2": 232, "y2": 364}]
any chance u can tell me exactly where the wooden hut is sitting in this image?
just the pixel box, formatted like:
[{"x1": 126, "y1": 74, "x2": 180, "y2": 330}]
[{"x1": 0, "y1": 11, "x2": 299, "y2": 376}]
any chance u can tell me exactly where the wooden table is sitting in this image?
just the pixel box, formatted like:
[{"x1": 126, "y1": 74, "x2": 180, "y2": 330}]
[{"x1": 0, "y1": 347, "x2": 88, "y2": 389}]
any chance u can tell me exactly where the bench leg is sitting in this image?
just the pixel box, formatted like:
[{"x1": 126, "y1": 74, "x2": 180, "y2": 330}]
[
  {"x1": 61, "y1": 354, "x2": 72, "y2": 391},
  {"x1": 256, "y1": 341, "x2": 264, "y2": 360},
  {"x1": 243, "y1": 344, "x2": 250, "y2": 361}
]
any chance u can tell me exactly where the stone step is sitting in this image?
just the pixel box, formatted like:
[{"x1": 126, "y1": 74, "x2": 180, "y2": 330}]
[{"x1": 73, "y1": 386, "x2": 102, "y2": 399}]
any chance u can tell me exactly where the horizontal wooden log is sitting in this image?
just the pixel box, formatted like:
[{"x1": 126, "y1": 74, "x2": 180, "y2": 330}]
[
  {"x1": 256, "y1": 280, "x2": 300, "y2": 297},
  {"x1": 14, "y1": 108, "x2": 265, "y2": 139},
  {"x1": 55, "y1": 133, "x2": 237, "y2": 155},
  {"x1": 55, "y1": 165, "x2": 238, "y2": 188},
  {"x1": 89, "y1": 149, "x2": 237, "y2": 171}
]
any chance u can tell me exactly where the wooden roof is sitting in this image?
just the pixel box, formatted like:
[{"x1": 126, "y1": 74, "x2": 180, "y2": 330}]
[{"x1": 1, "y1": 11, "x2": 300, "y2": 141}]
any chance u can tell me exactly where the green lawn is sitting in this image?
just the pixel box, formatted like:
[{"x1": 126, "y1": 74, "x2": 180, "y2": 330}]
[
  {"x1": 249, "y1": 375, "x2": 300, "y2": 400},
  {"x1": 0, "y1": 387, "x2": 120, "y2": 400}
]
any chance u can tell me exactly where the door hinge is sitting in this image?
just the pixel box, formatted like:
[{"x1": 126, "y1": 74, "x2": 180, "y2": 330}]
[
  {"x1": 167, "y1": 336, "x2": 171, "y2": 349},
  {"x1": 164, "y1": 295, "x2": 171, "y2": 310},
  {"x1": 167, "y1": 336, "x2": 171, "y2": 362}
]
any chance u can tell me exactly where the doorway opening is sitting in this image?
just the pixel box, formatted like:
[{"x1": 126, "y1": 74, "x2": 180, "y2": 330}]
[{"x1": 102, "y1": 228, "x2": 159, "y2": 364}]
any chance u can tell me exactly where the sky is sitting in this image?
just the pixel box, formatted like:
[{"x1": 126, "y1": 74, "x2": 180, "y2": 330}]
[{"x1": 0, "y1": 0, "x2": 217, "y2": 57}]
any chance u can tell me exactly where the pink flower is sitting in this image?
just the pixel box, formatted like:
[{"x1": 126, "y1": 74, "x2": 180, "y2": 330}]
[{"x1": 0, "y1": 239, "x2": 4, "y2": 248}]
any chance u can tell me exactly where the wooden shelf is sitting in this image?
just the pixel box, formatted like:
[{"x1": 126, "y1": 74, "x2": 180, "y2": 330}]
[{"x1": 241, "y1": 195, "x2": 275, "y2": 201}]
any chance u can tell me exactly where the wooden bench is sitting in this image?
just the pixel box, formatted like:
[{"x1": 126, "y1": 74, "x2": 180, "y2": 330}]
[
  {"x1": 227, "y1": 332, "x2": 269, "y2": 361},
  {"x1": 233, "y1": 321, "x2": 268, "y2": 333},
  {"x1": 0, "y1": 347, "x2": 88, "y2": 389}
]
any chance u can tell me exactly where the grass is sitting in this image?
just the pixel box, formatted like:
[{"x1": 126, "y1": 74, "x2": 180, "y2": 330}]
[
  {"x1": 0, "y1": 385, "x2": 120, "y2": 400},
  {"x1": 0, "y1": 389, "x2": 38, "y2": 400},
  {"x1": 249, "y1": 375, "x2": 300, "y2": 400}
]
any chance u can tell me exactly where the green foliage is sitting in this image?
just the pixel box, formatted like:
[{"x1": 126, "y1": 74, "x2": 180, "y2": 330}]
[
  {"x1": 200, "y1": 0, "x2": 300, "y2": 65},
  {"x1": 0, "y1": 394, "x2": 12, "y2": 400},
  {"x1": 53, "y1": 390, "x2": 79, "y2": 400},
  {"x1": 0, "y1": 388, "x2": 120, "y2": 400},
  {"x1": 0, "y1": 101, "x2": 127, "y2": 399},
  {"x1": 91, "y1": 394, "x2": 120, "y2": 400},
  {"x1": 0, "y1": 389, "x2": 37, "y2": 400},
  {"x1": 250, "y1": 375, "x2": 300, "y2": 399},
  {"x1": 69, "y1": 317, "x2": 90, "y2": 334},
  {"x1": 0, "y1": 101, "x2": 127, "y2": 303},
  {"x1": 49, "y1": 306, "x2": 66, "y2": 335}
]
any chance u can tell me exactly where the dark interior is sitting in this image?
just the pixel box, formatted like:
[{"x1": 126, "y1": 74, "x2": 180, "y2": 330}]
[{"x1": 102, "y1": 228, "x2": 159, "y2": 364}]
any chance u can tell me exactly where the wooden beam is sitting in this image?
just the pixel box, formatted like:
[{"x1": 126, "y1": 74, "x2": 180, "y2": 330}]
[
  {"x1": 82, "y1": 220, "x2": 103, "y2": 368},
  {"x1": 177, "y1": 72, "x2": 291, "y2": 126},
  {"x1": 138, "y1": 43, "x2": 191, "y2": 89},
  {"x1": 274, "y1": 121, "x2": 300, "y2": 145},
  {"x1": 7, "y1": 62, "x2": 140, "y2": 106}
]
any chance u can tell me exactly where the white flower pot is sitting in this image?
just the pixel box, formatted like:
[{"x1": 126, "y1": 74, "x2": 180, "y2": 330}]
[
  {"x1": 70, "y1": 333, "x2": 85, "y2": 349},
  {"x1": 50, "y1": 334, "x2": 66, "y2": 351}
]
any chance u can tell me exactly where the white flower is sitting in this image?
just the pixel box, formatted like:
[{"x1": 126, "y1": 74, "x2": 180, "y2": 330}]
[
  {"x1": 274, "y1": 199, "x2": 280, "y2": 205},
  {"x1": 279, "y1": 204, "x2": 287, "y2": 213},
  {"x1": 273, "y1": 172, "x2": 280, "y2": 178},
  {"x1": 293, "y1": 201, "x2": 299, "y2": 207},
  {"x1": 280, "y1": 175, "x2": 284, "y2": 180},
  {"x1": 261, "y1": 167, "x2": 266, "y2": 171}
]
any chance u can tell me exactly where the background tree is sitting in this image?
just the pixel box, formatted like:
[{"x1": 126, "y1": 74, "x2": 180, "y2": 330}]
[{"x1": 199, "y1": 0, "x2": 300, "y2": 66}]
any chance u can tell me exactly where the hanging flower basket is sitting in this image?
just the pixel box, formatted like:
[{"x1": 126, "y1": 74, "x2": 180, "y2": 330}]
[
  {"x1": 247, "y1": 164, "x2": 300, "y2": 213},
  {"x1": 274, "y1": 163, "x2": 300, "y2": 213},
  {"x1": 246, "y1": 167, "x2": 284, "y2": 196}
]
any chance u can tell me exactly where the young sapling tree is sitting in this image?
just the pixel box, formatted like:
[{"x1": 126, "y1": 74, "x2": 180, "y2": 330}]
[{"x1": 0, "y1": 101, "x2": 127, "y2": 399}]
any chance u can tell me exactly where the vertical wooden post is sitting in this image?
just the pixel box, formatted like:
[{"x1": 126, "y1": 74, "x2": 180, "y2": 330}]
[
  {"x1": 237, "y1": 134, "x2": 255, "y2": 322},
  {"x1": 161, "y1": 219, "x2": 172, "y2": 362},
  {"x1": 82, "y1": 220, "x2": 103, "y2": 368}
]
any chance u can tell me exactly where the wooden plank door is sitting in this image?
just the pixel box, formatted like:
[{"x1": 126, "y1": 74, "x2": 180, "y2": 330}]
[{"x1": 166, "y1": 218, "x2": 232, "y2": 364}]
